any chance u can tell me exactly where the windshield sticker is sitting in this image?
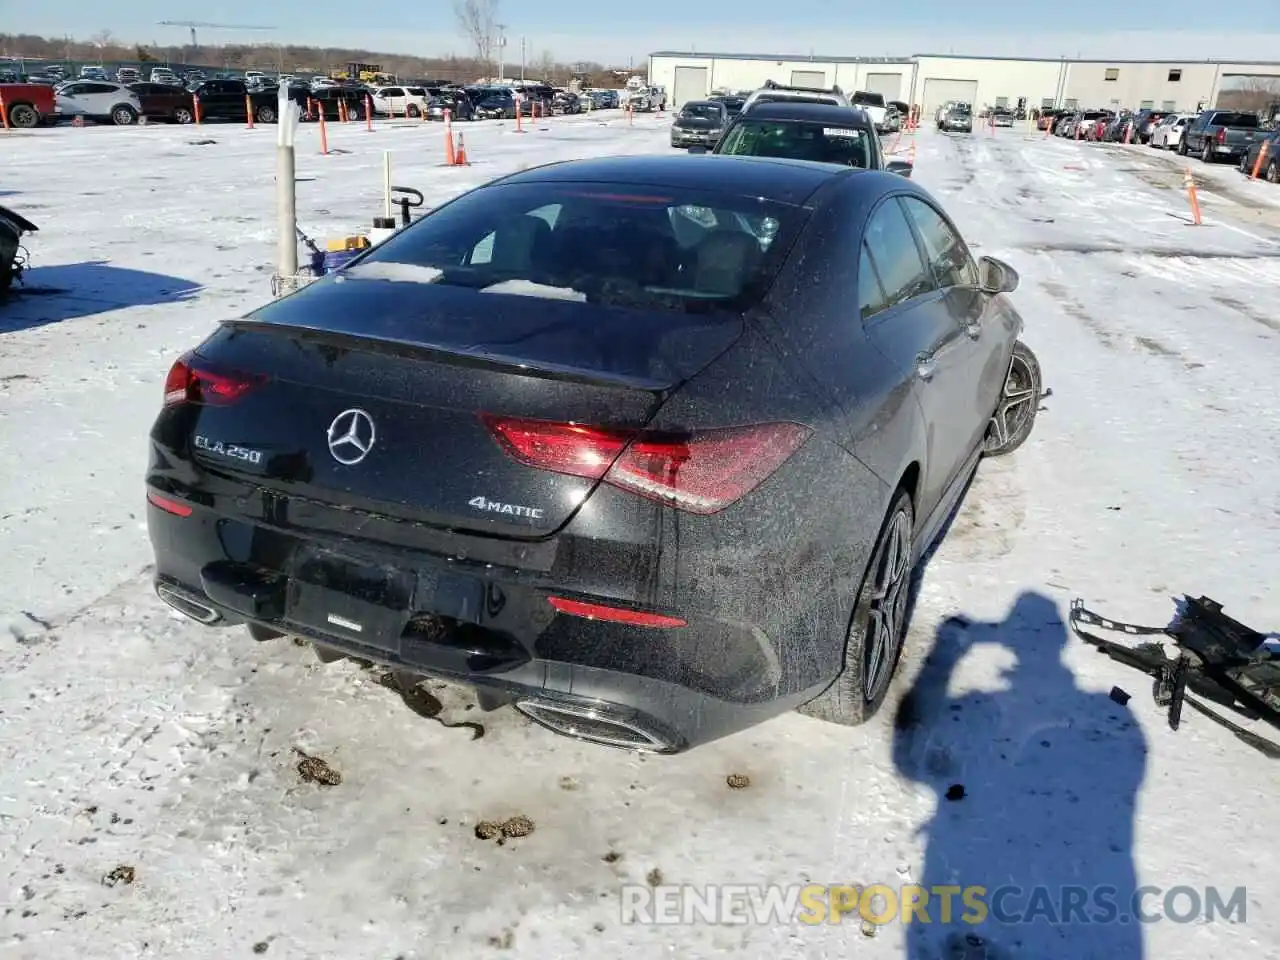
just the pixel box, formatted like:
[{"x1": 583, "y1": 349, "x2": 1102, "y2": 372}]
[{"x1": 823, "y1": 128, "x2": 862, "y2": 137}]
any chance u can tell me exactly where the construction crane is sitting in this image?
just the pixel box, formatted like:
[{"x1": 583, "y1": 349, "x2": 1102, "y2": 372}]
[{"x1": 157, "y1": 21, "x2": 276, "y2": 48}]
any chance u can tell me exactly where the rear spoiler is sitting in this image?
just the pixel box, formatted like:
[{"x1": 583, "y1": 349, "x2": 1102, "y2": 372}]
[{"x1": 0, "y1": 205, "x2": 38, "y2": 234}]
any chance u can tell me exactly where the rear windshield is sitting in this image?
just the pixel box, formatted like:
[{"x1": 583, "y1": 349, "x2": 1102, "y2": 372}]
[
  {"x1": 948, "y1": 103, "x2": 971, "y2": 115},
  {"x1": 682, "y1": 103, "x2": 724, "y2": 121},
  {"x1": 717, "y1": 119, "x2": 873, "y2": 169},
  {"x1": 753, "y1": 93, "x2": 838, "y2": 107},
  {"x1": 352, "y1": 182, "x2": 803, "y2": 313},
  {"x1": 1214, "y1": 112, "x2": 1259, "y2": 128},
  {"x1": 853, "y1": 92, "x2": 885, "y2": 107}
]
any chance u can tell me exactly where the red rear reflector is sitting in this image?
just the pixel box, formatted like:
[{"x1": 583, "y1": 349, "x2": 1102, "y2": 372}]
[
  {"x1": 482, "y1": 415, "x2": 811, "y2": 515},
  {"x1": 147, "y1": 490, "x2": 193, "y2": 517},
  {"x1": 548, "y1": 596, "x2": 687, "y2": 628},
  {"x1": 164, "y1": 351, "x2": 266, "y2": 407}
]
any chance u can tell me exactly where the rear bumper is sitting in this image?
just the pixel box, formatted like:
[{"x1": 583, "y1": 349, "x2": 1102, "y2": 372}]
[
  {"x1": 146, "y1": 489, "x2": 831, "y2": 753},
  {"x1": 670, "y1": 131, "x2": 719, "y2": 146}
]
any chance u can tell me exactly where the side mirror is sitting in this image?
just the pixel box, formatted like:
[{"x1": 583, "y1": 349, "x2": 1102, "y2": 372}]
[
  {"x1": 885, "y1": 159, "x2": 913, "y2": 178},
  {"x1": 687, "y1": 145, "x2": 708, "y2": 155},
  {"x1": 979, "y1": 255, "x2": 1019, "y2": 294}
]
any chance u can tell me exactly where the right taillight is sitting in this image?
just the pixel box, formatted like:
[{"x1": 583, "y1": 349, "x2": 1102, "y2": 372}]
[
  {"x1": 1217, "y1": 127, "x2": 1227, "y2": 144},
  {"x1": 163, "y1": 351, "x2": 266, "y2": 407},
  {"x1": 482, "y1": 415, "x2": 812, "y2": 515}
]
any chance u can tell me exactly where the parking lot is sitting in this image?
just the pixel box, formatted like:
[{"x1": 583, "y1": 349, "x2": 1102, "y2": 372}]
[{"x1": 2, "y1": 115, "x2": 1278, "y2": 958}]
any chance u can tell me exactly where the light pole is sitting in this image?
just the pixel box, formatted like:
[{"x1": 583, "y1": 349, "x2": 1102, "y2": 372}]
[
  {"x1": 520, "y1": 36, "x2": 526, "y2": 83},
  {"x1": 496, "y1": 25, "x2": 507, "y2": 82}
]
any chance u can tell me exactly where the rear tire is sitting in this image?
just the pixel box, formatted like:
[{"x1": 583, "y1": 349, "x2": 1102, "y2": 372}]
[
  {"x1": 983, "y1": 341, "x2": 1042, "y2": 457},
  {"x1": 254, "y1": 104, "x2": 276, "y2": 124},
  {"x1": 406, "y1": 104, "x2": 421, "y2": 118},
  {"x1": 8, "y1": 104, "x2": 38, "y2": 128},
  {"x1": 1268, "y1": 160, "x2": 1279, "y2": 184},
  {"x1": 112, "y1": 104, "x2": 137, "y2": 126},
  {"x1": 1201, "y1": 141, "x2": 1214, "y2": 164},
  {"x1": 174, "y1": 105, "x2": 194, "y2": 124},
  {"x1": 798, "y1": 488, "x2": 915, "y2": 726}
]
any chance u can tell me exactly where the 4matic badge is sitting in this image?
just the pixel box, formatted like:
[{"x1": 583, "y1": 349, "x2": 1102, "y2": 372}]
[{"x1": 468, "y1": 496, "x2": 545, "y2": 520}]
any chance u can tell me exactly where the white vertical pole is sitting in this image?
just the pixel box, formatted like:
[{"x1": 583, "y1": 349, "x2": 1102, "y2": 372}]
[
  {"x1": 276, "y1": 83, "x2": 299, "y2": 280},
  {"x1": 383, "y1": 150, "x2": 392, "y2": 220}
]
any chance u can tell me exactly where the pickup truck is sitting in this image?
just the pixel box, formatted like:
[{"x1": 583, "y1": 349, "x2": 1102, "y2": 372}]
[
  {"x1": 189, "y1": 79, "x2": 282, "y2": 123},
  {"x1": 1180, "y1": 109, "x2": 1260, "y2": 164},
  {"x1": 0, "y1": 82, "x2": 56, "y2": 128}
]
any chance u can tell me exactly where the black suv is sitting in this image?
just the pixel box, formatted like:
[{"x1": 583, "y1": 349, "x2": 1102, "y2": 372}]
[{"x1": 701, "y1": 101, "x2": 908, "y2": 176}]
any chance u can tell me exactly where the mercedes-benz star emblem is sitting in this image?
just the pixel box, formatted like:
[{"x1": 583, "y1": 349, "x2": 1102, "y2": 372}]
[{"x1": 326, "y1": 408, "x2": 376, "y2": 465}]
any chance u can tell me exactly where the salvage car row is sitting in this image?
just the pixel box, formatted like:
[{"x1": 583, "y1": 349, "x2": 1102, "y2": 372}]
[
  {"x1": 0, "y1": 77, "x2": 630, "y2": 128},
  {"x1": 1043, "y1": 106, "x2": 1280, "y2": 181}
]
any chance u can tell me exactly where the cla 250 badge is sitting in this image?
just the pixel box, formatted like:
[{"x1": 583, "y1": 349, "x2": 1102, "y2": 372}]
[
  {"x1": 468, "y1": 496, "x2": 544, "y2": 519},
  {"x1": 194, "y1": 435, "x2": 264, "y2": 465}
]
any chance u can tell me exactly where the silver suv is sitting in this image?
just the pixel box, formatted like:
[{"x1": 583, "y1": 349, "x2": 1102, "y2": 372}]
[{"x1": 742, "y1": 80, "x2": 851, "y2": 113}]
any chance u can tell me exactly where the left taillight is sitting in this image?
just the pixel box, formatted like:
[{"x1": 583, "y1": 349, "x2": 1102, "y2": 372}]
[
  {"x1": 482, "y1": 415, "x2": 812, "y2": 516},
  {"x1": 163, "y1": 351, "x2": 266, "y2": 407},
  {"x1": 1217, "y1": 127, "x2": 1227, "y2": 144}
]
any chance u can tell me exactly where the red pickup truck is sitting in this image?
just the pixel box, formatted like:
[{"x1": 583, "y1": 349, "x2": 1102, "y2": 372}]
[{"x1": 0, "y1": 83, "x2": 57, "y2": 128}]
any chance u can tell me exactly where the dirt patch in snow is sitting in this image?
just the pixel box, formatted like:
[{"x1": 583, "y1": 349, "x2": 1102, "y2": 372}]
[
  {"x1": 1039, "y1": 279, "x2": 1116, "y2": 348},
  {"x1": 1213, "y1": 294, "x2": 1280, "y2": 333}
]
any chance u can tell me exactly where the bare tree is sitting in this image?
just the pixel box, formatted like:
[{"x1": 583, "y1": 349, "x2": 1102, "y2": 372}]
[
  {"x1": 454, "y1": 0, "x2": 499, "y2": 74},
  {"x1": 1217, "y1": 75, "x2": 1280, "y2": 113},
  {"x1": 535, "y1": 49, "x2": 556, "y2": 83}
]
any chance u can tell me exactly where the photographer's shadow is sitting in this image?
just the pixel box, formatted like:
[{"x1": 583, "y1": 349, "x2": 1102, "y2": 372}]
[{"x1": 893, "y1": 592, "x2": 1148, "y2": 959}]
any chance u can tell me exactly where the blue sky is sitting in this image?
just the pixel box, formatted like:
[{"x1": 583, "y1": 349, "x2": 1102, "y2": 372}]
[{"x1": 15, "y1": 0, "x2": 1280, "y2": 64}]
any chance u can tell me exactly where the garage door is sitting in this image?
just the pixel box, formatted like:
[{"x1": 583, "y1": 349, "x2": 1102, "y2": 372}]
[
  {"x1": 922, "y1": 78, "x2": 979, "y2": 115},
  {"x1": 863, "y1": 73, "x2": 902, "y2": 101},
  {"x1": 790, "y1": 70, "x2": 826, "y2": 88},
  {"x1": 672, "y1": 66, "x2": 709, "y2": 110}
]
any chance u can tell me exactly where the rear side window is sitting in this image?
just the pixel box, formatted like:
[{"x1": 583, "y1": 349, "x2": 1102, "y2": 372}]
[
  {"x1": 356, "y1": 182, "x2": 805, "y2": 313},
  {"x1": 858, "y1": 243, "x2": 887, "y2": 318},
  {"x1": 899, "y1": 197, "x2": 978, "y2": 289},
  {"x1": 860, "y1": 200, "x2": 935, "y2": 318}
]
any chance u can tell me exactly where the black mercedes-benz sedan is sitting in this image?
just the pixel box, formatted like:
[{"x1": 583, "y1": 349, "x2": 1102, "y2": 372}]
[{"x1": 146, "y1": 154, "x2": 1041, "y2": 754}]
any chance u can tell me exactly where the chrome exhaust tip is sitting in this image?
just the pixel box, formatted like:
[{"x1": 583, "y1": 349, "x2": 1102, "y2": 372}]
[
  {"x1": 156, "y1": 584, "x2": 221, "y2": 625},
  {"x1": 515, "y1": 699, "x2": 673, "y2": 753}
]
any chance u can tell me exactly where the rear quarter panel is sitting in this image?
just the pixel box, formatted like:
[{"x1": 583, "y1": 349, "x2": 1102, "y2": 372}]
[
  {"x1": 0, "y1": 83, "x2": 56, "y2": 117},
  {"x1": 633, "y1": 319, "x2": 887, "y2": 695}
]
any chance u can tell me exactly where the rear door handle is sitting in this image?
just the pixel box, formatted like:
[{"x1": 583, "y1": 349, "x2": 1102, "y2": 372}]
[{"x1": 916, "y1": 355, "x2": 937, "y2": 380}]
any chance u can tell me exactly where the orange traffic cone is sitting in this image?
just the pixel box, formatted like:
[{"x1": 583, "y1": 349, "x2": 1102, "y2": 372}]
[
  {"x1": 454, "y1": 133, "x2": 468, "y2": 165},
  {"x1": 445, "y1": 116, "x2": 456, "y2": 165}
]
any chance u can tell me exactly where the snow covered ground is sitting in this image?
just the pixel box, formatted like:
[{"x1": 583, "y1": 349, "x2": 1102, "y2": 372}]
[{"x1": 2, "y1": 115, "x2": 1279, "y2": 959}]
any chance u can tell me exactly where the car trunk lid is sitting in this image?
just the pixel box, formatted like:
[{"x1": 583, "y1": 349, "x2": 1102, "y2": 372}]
[{"x1": 180, "y1": 276, "x2": 743, "y2": 539}]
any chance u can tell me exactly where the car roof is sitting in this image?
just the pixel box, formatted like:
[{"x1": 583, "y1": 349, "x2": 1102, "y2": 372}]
[
  {"x1": 735, "y1": 101, "x2": 873, "y2": 126},
  {"x1": 497, "y1": 154, "x2": 848, "y2": 206}
]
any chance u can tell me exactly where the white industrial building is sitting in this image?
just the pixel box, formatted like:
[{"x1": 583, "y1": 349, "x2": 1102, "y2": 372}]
[{"x1": 648, "y1": 52, "x2": 1280, "y2": 116}]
